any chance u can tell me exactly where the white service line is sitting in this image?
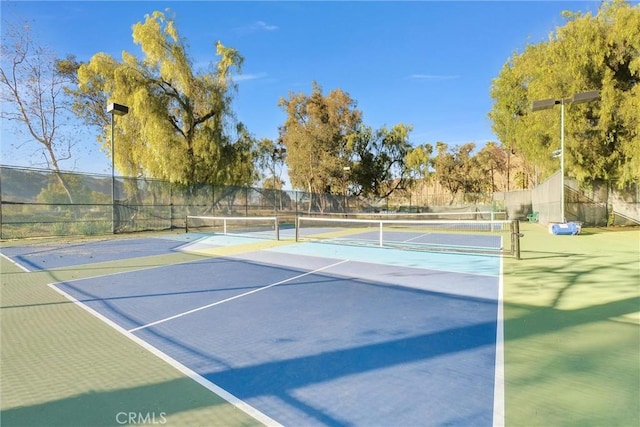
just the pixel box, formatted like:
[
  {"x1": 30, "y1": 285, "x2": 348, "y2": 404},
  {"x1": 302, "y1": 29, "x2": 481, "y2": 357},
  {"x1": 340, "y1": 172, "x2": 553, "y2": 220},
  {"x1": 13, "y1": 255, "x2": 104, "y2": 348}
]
[
  {"x1": 128, "y1": 259, "x2": 350, "y2": 333},
  {"x1": 403, "y1": 233, "x2": 431, "y2": 243},
  {"x1": 492, "y1": 254, "x2": 505, "y2": 427},
  {"x1": 47, "y1": 282, "x2": 283, "y2": 427}
]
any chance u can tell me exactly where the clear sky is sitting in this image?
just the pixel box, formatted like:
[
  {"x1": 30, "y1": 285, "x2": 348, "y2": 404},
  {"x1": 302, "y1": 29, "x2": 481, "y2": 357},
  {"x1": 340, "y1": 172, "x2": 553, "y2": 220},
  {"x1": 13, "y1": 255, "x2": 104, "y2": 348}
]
[{"x1": 1, "y1": 0, "x2": 605, "y2": 178}]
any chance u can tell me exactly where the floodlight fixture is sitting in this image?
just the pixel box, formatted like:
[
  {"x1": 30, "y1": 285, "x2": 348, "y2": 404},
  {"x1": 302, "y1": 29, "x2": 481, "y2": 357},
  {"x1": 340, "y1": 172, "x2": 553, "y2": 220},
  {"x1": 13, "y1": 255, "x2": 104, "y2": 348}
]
[
  {"x1": 571, "y1": 90, "x2": 600, "y2": 104},
  {"x1": 531, "y1": 98, "x2": 558, "y2": 111},
  {"x1": 271, "y1": 147, "x2": 287, "y2": 213},
  {"x1": 107, "y1": 102, "x2": 129, "y2": 116}
]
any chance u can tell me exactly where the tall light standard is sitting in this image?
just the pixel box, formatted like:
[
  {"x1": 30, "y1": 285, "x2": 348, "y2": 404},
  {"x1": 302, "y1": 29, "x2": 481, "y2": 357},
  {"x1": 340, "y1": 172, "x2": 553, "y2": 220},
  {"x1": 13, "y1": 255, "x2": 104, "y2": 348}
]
[
  {"x1": 107, "y1": 102, "x2": 129, "y2": 233},
  {"x1": 531, "y1": 90, "x2": 599, "y2": 223},
  {"x1": 271, "y1": 147, "x2": 286, "y2": 214}
]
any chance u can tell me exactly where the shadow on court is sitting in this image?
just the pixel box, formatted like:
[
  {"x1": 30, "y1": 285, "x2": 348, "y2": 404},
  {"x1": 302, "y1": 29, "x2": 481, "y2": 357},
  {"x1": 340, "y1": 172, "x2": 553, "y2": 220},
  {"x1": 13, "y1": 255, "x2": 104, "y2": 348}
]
[
  {"x1": 2, "y1": 227, "x2": 638, "y2": 426},
  {"x1": 503, "y1": 224, "x2": 640, "y2": 427},
  {"x1": 51, "y1": 249, "x2": 636, "y2": 426},
  {"x1": 0, "y1": 377, "x2": 260, "y2": 427},
  {"x1": 2, "y1": 293, "x2": 637, "y2": 427}
]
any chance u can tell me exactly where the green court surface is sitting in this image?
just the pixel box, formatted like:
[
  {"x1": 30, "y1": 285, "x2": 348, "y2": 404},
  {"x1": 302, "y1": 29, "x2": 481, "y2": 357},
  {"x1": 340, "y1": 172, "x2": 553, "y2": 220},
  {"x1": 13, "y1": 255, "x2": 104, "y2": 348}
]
[
  {"x1": 503, "y1": 223, "x2": 639, "y2": 426},
  {"x1": 0, "y1": 234, "x2": 261, "y2": 427},
  {"x1": 1, "y1": 225, "x2": 638, "y2": 426}
]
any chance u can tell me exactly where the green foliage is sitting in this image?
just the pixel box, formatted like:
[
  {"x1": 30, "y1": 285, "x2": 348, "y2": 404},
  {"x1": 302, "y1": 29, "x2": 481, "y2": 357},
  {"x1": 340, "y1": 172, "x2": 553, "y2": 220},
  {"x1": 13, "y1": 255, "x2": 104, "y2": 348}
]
[
  {"x1": 75, "y1": 220, "x2": 110, "y2": 236},
  {"x1": 430, "y1": 142, "x2": 509, "y2": 203},
  {"x1": 70, "y1": 10, "x2": 255, "y2": 186},
  {"x1": 476, "y1": 142, "x2": 508, "y2": 192},
  {"x1": 279, "y1": 82, "x2": 361, "y2": 196},
  {"x1": 514, "y1": 171, "x2": 528, "y2": 190},
  {"x1": 254, "y1": 138, "x2": 286, "y2": 190},
  {"x1": 347, "y1": 123, "x2": 413, "y2": 198},
  {"x1": 279, "y1": 81, "x2": 412, "y2": 199},
  {"x1": 489, "y1": 0, "x2": 640, "y2": 188},
  {"x1": 51, "y1": 222, "x2": 71, "y2": 236},
  {"x1": 405, "y1": 143, "x2": 433, "y2": 181},
  {"x1": 36, "y1": 174, "x2": 102, "y2": 204}
]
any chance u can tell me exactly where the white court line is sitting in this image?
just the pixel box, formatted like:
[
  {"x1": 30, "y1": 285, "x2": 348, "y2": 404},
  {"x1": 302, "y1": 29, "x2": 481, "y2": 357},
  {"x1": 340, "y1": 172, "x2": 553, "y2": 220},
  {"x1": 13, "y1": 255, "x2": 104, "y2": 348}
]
[
  {"x1": 128, "y1": 259, "x2": 350, "y2": 333},
  {"x1": 402, "y1": 233, "x2": 431, "y2": 243},
  {"x1": 492, "y1": 251, "x2": 505, "y2": 427},
  {"x1": 0, "y1": 251, "x2": 31, "y2": 272},
  {"x1": 47, "y1": 282, "x2": 283, "y2": 427}
]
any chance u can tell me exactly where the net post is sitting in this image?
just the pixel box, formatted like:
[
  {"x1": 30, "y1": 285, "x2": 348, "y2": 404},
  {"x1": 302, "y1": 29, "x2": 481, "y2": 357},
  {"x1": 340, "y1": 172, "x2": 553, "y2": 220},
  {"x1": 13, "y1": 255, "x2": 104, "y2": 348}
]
[
  {"x1": 185, "y1": 215, "x2": 189, "y2": 233},
  {"x1": 379, "y1": 221, "x2": 383, "y2": 247},
  {"x1": 512, "y1": 220, "x2": 522, "y2": 260},
  {"x1": 223, "y1": 218, "x2": 227, "y2": 235},
  {"x1": 295, "y1": 215, "x2": 300, "y2": 242},
  {"x1": 275, "y1": 216, "x2": 280, "y2": 240}
]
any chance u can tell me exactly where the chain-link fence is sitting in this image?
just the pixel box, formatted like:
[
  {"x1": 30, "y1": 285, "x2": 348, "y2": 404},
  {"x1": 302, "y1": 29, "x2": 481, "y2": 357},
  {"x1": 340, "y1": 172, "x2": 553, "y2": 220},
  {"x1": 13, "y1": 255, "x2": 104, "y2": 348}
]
[
  {"x1": 1, "y1": 166, "x2": 501, "y2": 239},
  {"x1": 4, "y1": 165, "x2": 634, "y2": 239},
  {"x1": 495, "y1": 171, "x2": 639, "y2": 226}
]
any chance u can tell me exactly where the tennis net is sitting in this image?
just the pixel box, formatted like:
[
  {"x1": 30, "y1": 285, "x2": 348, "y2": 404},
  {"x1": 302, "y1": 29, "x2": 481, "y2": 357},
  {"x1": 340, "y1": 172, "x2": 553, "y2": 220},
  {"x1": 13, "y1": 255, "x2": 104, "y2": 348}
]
[
  {"x1": 298, "y1": 210, "x2": 507, "y2": 221},
  {"x1": 296, "y1": 216, "x2": 521, "y2": 258},
  {"x1": 185, "y1": 215, "x2": 280, "y2": 240}
]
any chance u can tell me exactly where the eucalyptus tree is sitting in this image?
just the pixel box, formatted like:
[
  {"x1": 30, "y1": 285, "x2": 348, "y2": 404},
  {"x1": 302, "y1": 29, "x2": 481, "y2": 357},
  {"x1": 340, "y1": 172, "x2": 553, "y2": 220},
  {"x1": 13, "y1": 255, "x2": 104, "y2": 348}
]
[
  {"x1": 278, "y1": 82, "x2": 361, "y2": 208},
  {"x1": 432, "y1": 142, "x2": 488, "y2": 204},
  {"x1": 476, "y1": 142, "x2": 508, "y2": 192},
  {"x1": 489, "y1": 0, "x2": 640, "y2": 188},
  {"x1": 253, "y1": 137, "x2": 288, "y2": 190},
  {"x1": 346, "y1": 123, "x2": 414, "y2": 198},
  {"x1": 405, "y1": 143, "x2": 434, "y2": 201},
  {"x1": 69, "y1": 11, "x2": 255, "y2": 186},
  {"x1": 278, "y1": 81, "x2": 413, "y2": 207},
  {"x1": 405, "y1": 143, "x2": 433, "y2": 182}
]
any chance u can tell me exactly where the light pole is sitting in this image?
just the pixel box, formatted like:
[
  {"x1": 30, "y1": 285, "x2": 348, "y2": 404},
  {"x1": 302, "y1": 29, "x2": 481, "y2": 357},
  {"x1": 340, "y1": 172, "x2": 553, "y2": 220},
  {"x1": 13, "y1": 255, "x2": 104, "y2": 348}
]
[
  {"x1": 272, "y1": 147, "x2": 286, "y2": 214},
  {"x1": 531, "y1": 90, "x2": 599, "y2": 223},
  {"x1": 107, "y1": 102, "x2": 129, "y2": 233}
]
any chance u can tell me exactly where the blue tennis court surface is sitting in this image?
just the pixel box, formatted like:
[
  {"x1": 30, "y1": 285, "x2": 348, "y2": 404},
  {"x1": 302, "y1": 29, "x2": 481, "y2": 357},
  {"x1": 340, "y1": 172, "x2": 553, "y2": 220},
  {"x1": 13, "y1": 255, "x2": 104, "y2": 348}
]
[
  {"x1": 4, "y1": 234, "x2": 503, "y2": 426},
  {"x1": 307, "y1": 229, "x2": 502, "y2": 250},
  {"x1": 0, "y1": 235, "x2": 199, "y2": 270}
]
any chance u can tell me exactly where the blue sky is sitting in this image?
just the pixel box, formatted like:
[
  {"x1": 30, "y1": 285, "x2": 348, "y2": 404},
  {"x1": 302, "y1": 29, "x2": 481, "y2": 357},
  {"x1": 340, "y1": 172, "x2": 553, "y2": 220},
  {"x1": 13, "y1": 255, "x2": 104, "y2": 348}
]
[{"x1": 1, "y1": 0, "x2": 605, "y2": 178}]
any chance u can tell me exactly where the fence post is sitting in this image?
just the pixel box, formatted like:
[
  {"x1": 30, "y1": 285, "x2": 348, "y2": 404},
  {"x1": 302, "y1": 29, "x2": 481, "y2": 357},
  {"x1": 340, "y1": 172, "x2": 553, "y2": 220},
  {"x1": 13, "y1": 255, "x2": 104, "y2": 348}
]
[
  {"x1": 169, "y1": 182, "x2": 173, "y2": 229},
  {"x1": 212, "y1": 184, "x2": 215, "y2": 216}
]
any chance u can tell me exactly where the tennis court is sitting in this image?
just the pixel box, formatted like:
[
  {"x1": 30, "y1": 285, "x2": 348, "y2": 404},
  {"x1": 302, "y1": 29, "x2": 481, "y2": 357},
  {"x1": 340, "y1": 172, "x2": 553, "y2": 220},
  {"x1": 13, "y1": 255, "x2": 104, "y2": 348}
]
[
  {"x1": 1, "y1": 218, "x2": 505, "y2": 426},
  {"x1": 3, "y1": 218, "x2": 637, "y2": 427}
]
